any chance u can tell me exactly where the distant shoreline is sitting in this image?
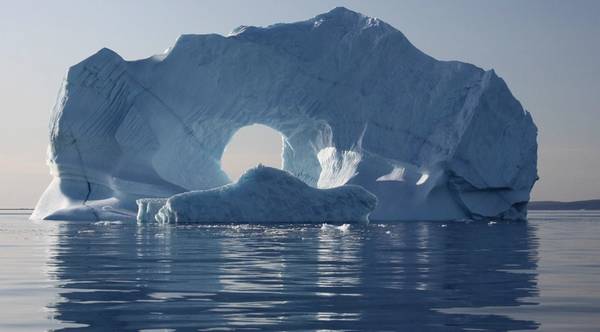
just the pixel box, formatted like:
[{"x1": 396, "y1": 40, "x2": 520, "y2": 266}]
[
  {"x1": 0, "y1": 208, "x2": 33, "y2": 216},
  {"x1": 528, "y1": 200, "x2": 600, "y2": 210}
]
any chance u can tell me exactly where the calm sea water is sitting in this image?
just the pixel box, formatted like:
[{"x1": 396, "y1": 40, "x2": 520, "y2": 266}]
[{"x1": 1, "y1": 211, "x2": 599, "y2": 331}]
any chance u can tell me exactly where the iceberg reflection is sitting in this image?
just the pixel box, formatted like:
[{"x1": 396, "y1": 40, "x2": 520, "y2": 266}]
[{"x1": 46, "y1": 221, "x2": 539, "y2": 330}]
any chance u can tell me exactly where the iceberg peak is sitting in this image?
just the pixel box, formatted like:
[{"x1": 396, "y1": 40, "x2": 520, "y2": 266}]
[
  {"x1": 229, "y1": 6, "x2": 394, "y2": 39},
  {"x1": 316, "y1": 6, "x2": 367, "y2": 23}
]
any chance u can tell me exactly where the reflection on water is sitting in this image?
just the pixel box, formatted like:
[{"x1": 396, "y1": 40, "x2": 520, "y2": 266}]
[
  {"x1": 6, "y1": 213, "x2": 599, "y2": 330},
  {"x1": 34, "y1": 220, "x2": 540, "y2": 331}
]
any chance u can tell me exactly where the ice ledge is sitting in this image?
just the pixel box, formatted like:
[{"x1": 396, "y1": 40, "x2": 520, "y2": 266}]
[{"x1": 138, "y1": 165, "x2": 377, "y2": 224}]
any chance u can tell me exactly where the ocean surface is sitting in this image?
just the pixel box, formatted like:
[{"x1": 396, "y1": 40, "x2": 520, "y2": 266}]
[{"x1": 1, "y1": 211, "x2": 599, "y2": 331}]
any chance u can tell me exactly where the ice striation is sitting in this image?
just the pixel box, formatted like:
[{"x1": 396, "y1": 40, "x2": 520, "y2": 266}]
[
  {"x1": 138, "y1": 165, "x2": 377, "y2": 223},
  {"x1": 32, "y1": 7, "x2": 537, "y2": 222}
]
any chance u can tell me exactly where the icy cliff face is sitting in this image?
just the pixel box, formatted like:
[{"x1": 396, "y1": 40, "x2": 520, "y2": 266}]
[
  {"x1": 32, "y1": 7, "x2": 537, "y2": 221},
  {"x1": 138, "y1": 165, "x2": 377, "y2": 223}
]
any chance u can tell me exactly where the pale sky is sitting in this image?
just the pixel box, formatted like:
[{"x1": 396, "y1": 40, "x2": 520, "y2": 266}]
[{"x1": 1, "y1": 0, "x2": 599, "y2": 207}]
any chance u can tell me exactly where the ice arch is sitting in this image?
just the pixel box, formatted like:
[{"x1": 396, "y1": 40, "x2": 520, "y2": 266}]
[
  {"x1": 32, "y1": 7, "x2": 537, "y2": 222},
  {"x1": 221, "y1": 124, "x2": 284, "y2": 181}
]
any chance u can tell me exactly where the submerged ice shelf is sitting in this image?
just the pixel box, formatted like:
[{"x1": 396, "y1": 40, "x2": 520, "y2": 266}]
[
  {"x1": 32, "y1": 7, "x2": 537, "y2": 222},
  {"x1": 137, "y1": 166, "x2": 377, "y2": 223}
]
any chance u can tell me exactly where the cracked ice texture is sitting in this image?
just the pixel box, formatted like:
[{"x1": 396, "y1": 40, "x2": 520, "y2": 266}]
[{"x1": 32, "y1": 7, "x2": 537, "y2": 221}]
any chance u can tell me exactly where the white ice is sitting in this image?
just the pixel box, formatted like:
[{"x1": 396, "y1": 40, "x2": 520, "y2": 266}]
[
  {"x1": 32, "y1": 7, "x2": 537, "y2": 222},
  {"x1": 138, "y1": 165, "x2": 376, "y2": 224}
]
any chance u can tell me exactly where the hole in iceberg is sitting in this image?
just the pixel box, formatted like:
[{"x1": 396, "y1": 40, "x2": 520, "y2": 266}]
[{"x1": 221, "y1": 124, "x2": 284, "y2": 181}]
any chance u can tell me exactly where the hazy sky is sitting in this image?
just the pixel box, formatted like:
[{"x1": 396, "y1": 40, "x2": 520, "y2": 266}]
[{"x1": 1, "y1": 0, "x2": 599, "y2": 206}]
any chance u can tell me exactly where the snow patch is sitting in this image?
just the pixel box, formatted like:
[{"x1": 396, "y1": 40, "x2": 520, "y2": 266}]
[
  {"x1": 376, "y1": 167, "x2": 405, "y2": 182},
  {"x1": 317, "y1": 147, "x2": 361, "y2": 189}
]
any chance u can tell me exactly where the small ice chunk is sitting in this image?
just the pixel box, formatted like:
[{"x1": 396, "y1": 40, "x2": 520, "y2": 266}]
[
  {"x1": 137, "y1": 198, "x2": 168, "y2": 223},
  {"x1": 94, "y1": 221, "x2": 122, "y2": 226},
  {"x1": 321, "y1": 223, "x2": 350, "y2": 232}
]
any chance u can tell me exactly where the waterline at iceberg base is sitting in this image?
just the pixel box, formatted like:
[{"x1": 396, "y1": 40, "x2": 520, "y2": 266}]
[{"x1": 32, "y1": 7, "x2": 537, "y2": 222}]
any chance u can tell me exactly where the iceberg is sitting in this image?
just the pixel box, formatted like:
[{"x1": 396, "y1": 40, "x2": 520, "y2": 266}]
[
  {"x1": 138, "y1": 165, "x2": 377, "y2": 223},
  {"x1": 32, "y1": 7, "x2": 537, "y2": 222}
]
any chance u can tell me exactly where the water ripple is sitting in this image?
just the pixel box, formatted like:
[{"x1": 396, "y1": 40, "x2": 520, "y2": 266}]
[{"x1": 1, "y1": 212, "x2": 599, "y2": 330}]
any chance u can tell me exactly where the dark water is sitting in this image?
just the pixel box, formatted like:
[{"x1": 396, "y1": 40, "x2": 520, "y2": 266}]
[{"x1": 1, "y1": 212, "x2": 599, "y2": 331}]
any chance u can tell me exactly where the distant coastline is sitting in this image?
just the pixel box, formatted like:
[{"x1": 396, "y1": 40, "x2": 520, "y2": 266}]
[
  {"x1": 528, "y1": 200, "x2": 600, "y2": 210},
  {"x1": 0, "y1": 208, "x2": 34, "y2": 216}
]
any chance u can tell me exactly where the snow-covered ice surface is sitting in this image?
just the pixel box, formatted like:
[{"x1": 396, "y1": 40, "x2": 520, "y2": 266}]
[
  {"x1": 32, "y1": 7, "x2": 537, "y2": 222},
  {"x1": 139, "y1": 165, "x2": 376, "y2": 224}
]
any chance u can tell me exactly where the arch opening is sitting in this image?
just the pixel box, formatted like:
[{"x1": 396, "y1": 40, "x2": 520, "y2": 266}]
[{"x1": 221, "y1": 124, "x2": 284, "y2": 181}]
